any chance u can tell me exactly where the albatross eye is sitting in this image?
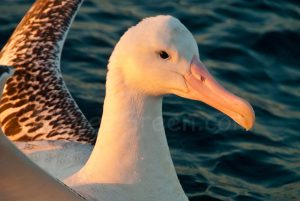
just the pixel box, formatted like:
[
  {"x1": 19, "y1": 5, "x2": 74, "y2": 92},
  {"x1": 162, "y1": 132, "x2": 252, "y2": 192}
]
[{"x1": 158, "y1": 51, "x2": 170, "y2": 60}]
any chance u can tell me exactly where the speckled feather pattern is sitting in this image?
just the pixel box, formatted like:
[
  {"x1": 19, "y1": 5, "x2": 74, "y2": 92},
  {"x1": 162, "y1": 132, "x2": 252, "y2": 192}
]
[{"x1": 0, "y1": 0, "x2": 96, "y2": 143}]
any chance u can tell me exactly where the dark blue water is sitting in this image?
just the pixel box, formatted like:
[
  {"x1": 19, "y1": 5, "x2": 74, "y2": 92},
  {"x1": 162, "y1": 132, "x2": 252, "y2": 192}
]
[{"x1": 1, "y1": 0, "x2": 299, "y2": 200}]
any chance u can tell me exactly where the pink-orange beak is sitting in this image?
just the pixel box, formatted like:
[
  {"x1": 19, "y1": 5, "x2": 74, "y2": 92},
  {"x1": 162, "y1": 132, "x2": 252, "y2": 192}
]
[{"x1": 184, "y1": 56, "x2": 255, "y2": 130}]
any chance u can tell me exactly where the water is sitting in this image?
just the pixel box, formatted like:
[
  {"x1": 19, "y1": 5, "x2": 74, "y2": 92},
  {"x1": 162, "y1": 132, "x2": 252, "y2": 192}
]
[{"x1": 0, "y1": 0, "x2": 299, "y2": 200}]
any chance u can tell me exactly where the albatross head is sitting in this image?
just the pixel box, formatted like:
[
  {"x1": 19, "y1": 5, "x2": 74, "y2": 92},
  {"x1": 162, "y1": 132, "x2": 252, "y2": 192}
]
[{"x1": 109, "y1": 15, "x2": 255, "y2": 130}]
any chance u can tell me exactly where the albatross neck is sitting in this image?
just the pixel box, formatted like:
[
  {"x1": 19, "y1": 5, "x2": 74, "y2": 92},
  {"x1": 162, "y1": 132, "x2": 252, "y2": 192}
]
[{"x1": 81, "y1": 68, "x2": 187, "y2": 200}]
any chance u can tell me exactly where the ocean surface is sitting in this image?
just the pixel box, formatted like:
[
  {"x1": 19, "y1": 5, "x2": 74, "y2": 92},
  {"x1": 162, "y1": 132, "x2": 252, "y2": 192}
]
[{"x1": 0, "y1": 0, "x2": 299, "y2": 200}]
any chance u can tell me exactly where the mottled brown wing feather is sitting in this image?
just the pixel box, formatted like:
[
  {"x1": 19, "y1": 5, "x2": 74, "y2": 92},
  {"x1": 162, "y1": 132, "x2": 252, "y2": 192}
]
[{"x1": 0, "y1": 0, "x2": 96, "y2": 143}]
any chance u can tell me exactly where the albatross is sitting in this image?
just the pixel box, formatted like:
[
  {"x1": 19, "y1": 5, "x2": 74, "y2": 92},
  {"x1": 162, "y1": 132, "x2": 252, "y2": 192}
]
[{"x1": 0, "y1": 0, "x2": 255, "y2": 201}]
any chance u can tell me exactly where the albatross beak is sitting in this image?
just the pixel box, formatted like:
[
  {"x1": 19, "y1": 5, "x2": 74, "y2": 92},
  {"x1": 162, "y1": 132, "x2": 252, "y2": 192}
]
[{"x1": 184, "y1": 56, "x2": 255, "y2": 130}]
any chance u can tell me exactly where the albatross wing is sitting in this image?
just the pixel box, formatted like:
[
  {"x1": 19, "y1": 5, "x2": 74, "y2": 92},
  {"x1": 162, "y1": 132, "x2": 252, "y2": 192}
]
[
  {"x1": 0, "y1": 0, "x2": 96, "y2": 143},
  {"x1": 0, "y1": 131, "x2": 86, "y2": 201}
]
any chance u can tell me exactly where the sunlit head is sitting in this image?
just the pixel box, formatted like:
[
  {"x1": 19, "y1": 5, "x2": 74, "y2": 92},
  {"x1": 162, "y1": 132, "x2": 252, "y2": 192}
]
[
  {"x1": 109, "y1": 15, "x2": 198, "y2": 95},
  {"x1": 108, "y1": 15, "x2": 255, "y2": 130}
]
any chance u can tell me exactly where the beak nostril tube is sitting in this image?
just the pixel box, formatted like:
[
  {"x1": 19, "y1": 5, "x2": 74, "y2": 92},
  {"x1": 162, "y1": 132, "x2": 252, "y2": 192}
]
[{"x1": 186, "y1": 56, "x2": 255, "y2": 130}]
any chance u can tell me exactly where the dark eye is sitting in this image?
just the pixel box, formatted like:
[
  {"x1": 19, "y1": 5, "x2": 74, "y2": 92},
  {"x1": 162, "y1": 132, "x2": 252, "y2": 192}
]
[{"x1": 158, "y1": 51, "x2": 170, "y2": 60}]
